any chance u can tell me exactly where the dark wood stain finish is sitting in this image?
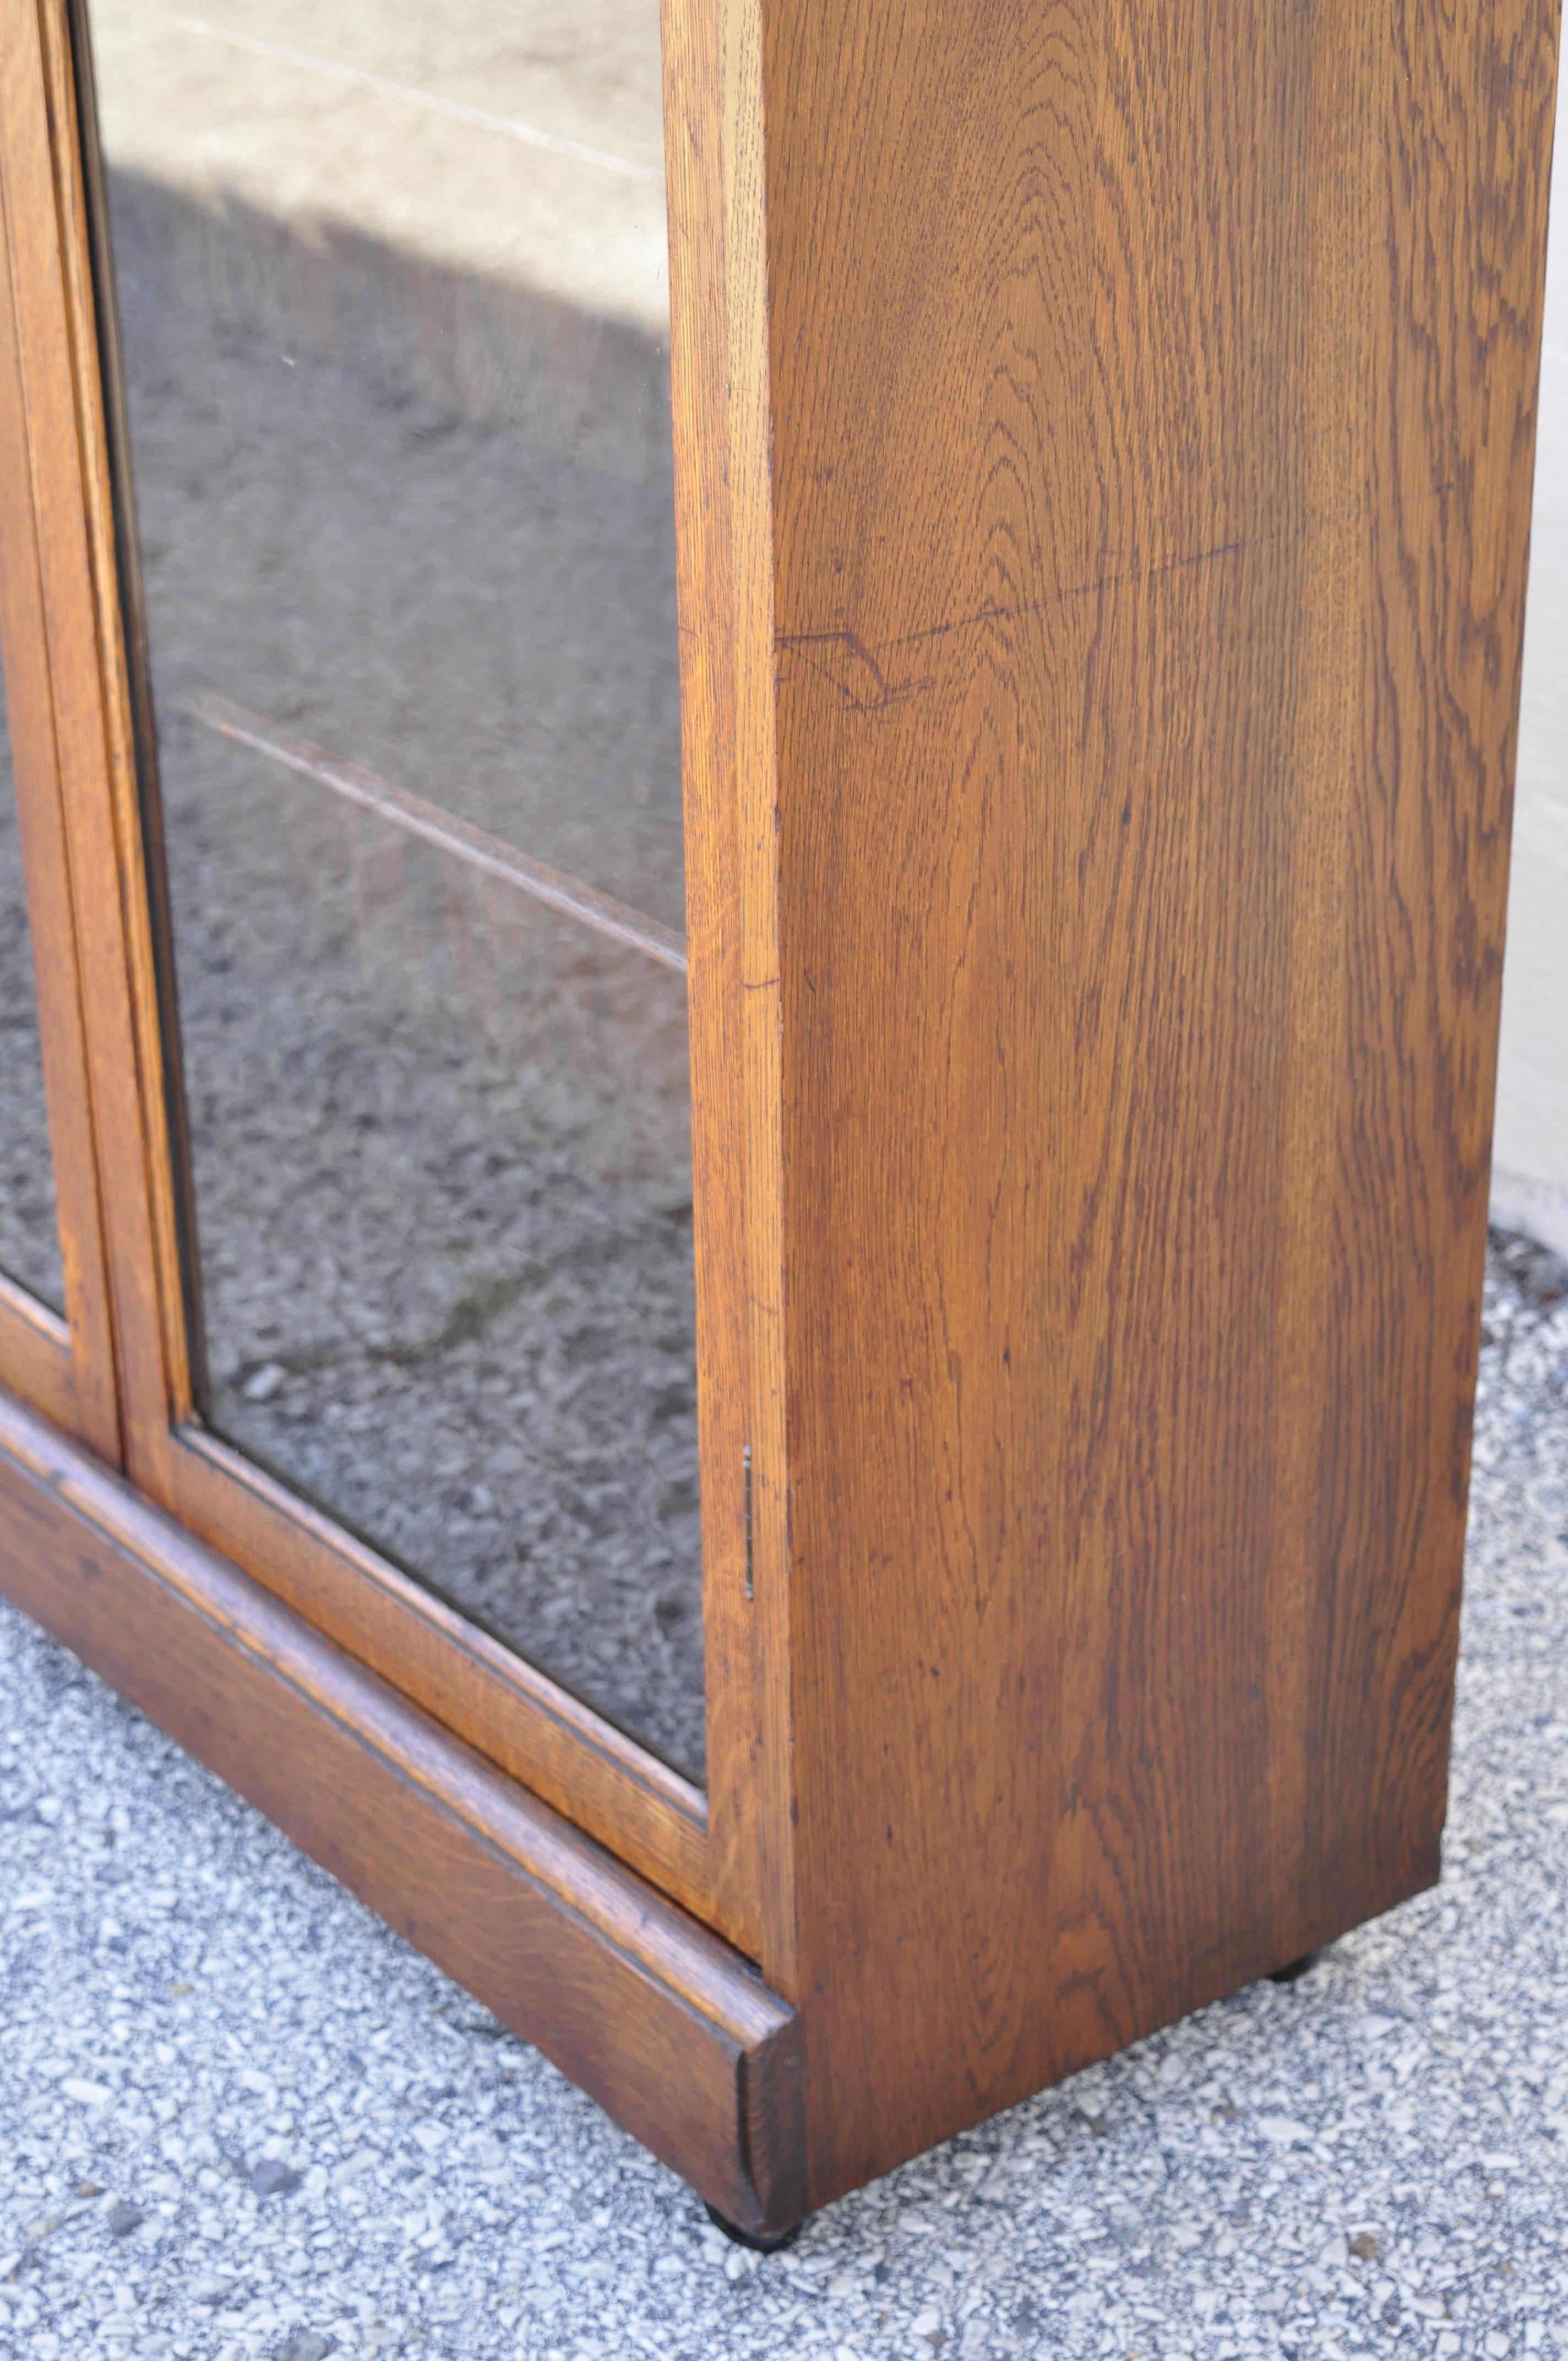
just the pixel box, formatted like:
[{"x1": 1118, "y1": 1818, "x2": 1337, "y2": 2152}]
[
  {"x1": 0, "y1": 0, "x2": 1555, "y2": 2230},
  {"x1": 0, "y1": 4, "x2": 117, "y2": 1456},
  {"x1": 753, "y1": 0, "x2": 1559, "y2": 2204},
  {"x1": 661, "y1": 0, "x2": 797, "y2": 1979}
]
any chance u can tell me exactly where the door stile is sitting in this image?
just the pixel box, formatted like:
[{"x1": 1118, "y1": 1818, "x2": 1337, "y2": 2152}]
[
  {"x1": 4, "y1": 0, "x2": 750, "y2": 1946},
  {"x1": 662, "y1": 0, "x2": 798, "y2": 1984},
  {"x1": 0, "y1": 0, "x2": 118, "y2": 1458}
]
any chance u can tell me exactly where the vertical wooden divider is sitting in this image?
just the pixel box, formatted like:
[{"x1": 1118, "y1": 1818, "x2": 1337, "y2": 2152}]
[
  {"x1": 0, "y1": 0, "x2": 119, "y2": 1457},
  {"x1": 663, "y1": 0, "x2": 798, "y2": 1992}
]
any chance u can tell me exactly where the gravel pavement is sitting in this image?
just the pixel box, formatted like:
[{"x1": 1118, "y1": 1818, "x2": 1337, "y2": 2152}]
[{"x1": 2, "y1": 1228, "x2": 1566, "y2": 2361}]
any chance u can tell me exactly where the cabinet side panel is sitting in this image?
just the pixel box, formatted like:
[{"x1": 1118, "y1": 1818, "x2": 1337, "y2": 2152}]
[{"x1": 761, "y1": 0, "x2": 1560, "y2": 2202}]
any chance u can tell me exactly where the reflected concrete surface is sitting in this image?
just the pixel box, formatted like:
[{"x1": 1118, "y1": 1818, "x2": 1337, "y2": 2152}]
[
  {"x1": 0, "y1": 676, "x2": 64, "y2": 1315},
  {"x1": 91, "y1": 0, "x2": 704, "y2": 1776}
]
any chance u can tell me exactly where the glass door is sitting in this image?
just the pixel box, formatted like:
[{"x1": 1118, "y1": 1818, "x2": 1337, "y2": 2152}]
[{"x1": 79, "y1": 0, "x2": 706, "y2": 1782}]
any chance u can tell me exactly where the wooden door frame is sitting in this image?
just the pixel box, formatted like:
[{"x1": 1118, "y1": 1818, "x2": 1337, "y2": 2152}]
[
  {"x1": 0, "y1": 0, "x2": 791, "y2": 1958},
  {"x1": 0, "y1": 5, "x2": 117, "y2": 1459},
  {"x1": 0, "y1": 0, "x2": 807, "y2": 2233}
]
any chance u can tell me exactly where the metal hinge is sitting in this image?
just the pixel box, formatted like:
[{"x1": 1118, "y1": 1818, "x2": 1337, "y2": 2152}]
[{"x1": 743, "y1": 1443, "x2": 754, "y2": 1600}]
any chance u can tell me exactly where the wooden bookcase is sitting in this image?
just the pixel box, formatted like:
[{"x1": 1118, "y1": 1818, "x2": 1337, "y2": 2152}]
[{"x1": 0, "y1": 0, "x2": 1558, "y2": 2239}]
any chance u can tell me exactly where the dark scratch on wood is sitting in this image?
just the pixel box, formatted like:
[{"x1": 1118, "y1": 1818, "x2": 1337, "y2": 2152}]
[{"x1": 775, "y1": 533, "x2": 1276, "y2": 709}]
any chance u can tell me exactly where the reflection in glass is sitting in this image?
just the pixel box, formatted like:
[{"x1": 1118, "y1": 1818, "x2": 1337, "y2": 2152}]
[
  {"x1": 88, "y1": 0, "x2": 703, "y2": 1775},
  {"x1": 0, "y1": 670, "x2": 66, "y2": 1314}
]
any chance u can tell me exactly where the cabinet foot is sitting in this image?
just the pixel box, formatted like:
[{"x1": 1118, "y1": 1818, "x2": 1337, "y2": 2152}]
[
  {"x1": 704, "y1": 2202, "x2": 804, "y2": 2253},
  {"x1": 1268, "y1": 1950, "x2": 1322, "y2": 1987}
]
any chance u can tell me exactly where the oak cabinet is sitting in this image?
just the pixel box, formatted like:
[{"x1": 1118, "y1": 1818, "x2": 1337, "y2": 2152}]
[{"x1": 0, "y1": 0, "x2": 1558, "y2": 2239}]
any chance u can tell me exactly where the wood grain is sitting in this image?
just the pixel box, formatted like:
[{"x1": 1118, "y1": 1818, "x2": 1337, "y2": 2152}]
[
  {"x1": 753, "y1": 0, "x2": 1560, "y2": 2205},
  {"x1": 0, "y1": 1378, "x2": 805, "y2": 2238},
  {"x1": 0, "y1": 1273, "x2": 75, "y2": 1431},
  {"x1": 661, "y1": 0, "x2": 794, "y2": 1976},
  {"x1": 2, "y1": 0, "x2": 1556, "y2": 2227},
  {"x1": 0, "y1": 26, "x2": 118, "y2": 1457}
]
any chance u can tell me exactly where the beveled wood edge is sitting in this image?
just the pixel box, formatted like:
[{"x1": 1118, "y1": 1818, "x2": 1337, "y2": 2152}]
[
  {"x1": 11, "y1": 0, "x2": 208, "y2": 1492},
  {"x1": 0, "y1": 39, "x2": 119, "y2": 1457},
  {"x1": 34, "y1": 0, "x2": 199, "y2": 1428},
  {"x1": 0, "y1": 1380, "x2": 807, "y2": 2239},
  {"x1": 661, "y1": 0, "x2": 798, "y2": 1985},
  {"x1": 661, "y1": 0, "x2": 761, "y2": 1960},
  {"x1": 177, "y1": 1422, "x2": 707, "y2": 1823},
  {"x1": 17, "y1": 0, "x2": 736, "y2": 1943},
  {"x1": 0, "y1": 1280, "x2": 75, "y2": 1429},
  {"x1": 0, "y1": 1270, "x2": 69, "y2": 1350},
  {"x1": 159, "y1": 1417, "x2": 718, "y2": 1925},
  {"x1": 717, "y1": 0, "x2": 800, "y2": 1994}
]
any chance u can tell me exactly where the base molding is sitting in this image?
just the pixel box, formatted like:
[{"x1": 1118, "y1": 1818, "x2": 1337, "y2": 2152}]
[{"x1": 0, "y1": 1384, "x2": 805, "y2": 2239}]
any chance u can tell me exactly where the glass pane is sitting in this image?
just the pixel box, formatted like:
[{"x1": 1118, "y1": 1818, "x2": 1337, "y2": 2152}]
[
  {"x1": 88, "y1": 0, "x2": 703, "y2": 1778},
  {"x1": 0, "y1": 668, "x2": 66, "y2": 1315}
]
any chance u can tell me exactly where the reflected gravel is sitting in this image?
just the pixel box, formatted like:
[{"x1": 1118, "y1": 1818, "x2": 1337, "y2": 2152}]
[
  {"x1": 0, "y1": 677, "x2": 65, "y2": 1315},
  {"x1": 104, "y1": 160, "x2": 703, "y2": 1777}
]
